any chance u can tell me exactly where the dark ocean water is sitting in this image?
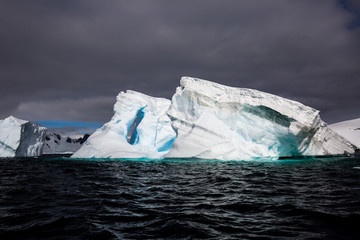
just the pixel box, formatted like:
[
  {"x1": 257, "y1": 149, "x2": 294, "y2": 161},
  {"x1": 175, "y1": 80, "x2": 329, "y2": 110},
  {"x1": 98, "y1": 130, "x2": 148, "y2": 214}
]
[{"x1": 0, "y1": 157, "x2": 360, "y2": 240}]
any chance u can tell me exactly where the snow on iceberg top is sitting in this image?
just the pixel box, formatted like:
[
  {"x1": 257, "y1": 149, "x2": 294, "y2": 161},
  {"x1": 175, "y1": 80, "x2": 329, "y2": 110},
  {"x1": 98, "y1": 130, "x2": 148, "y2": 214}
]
[
  {"x1": 114, "y1": 90, "x2": 171, "y2": 115},
  {"x1": 177, "y1": 76, "x2": 320, "y2": 126},
  {"x1": 0, "y1": 115, "x2": 29, "y2": 126}
]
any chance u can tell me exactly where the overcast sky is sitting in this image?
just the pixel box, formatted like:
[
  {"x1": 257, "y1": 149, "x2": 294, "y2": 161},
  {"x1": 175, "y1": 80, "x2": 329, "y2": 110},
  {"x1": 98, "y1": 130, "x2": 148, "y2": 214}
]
[{"x1": 1, "y1": 0, "x2": 359, "y2": 124}]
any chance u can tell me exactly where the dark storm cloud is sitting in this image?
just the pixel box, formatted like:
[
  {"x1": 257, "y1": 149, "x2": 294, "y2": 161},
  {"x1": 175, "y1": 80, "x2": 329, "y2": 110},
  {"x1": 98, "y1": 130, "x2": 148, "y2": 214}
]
[{"x1": 0, "y1": 0, "x2": 359, "y2": 123}]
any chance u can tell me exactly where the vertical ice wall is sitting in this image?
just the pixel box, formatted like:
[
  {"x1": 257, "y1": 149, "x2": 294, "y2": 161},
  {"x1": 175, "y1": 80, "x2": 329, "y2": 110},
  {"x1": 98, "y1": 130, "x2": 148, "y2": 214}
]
[{"x1": 0, "y1": 116, "x2": 46, "y2": 157}]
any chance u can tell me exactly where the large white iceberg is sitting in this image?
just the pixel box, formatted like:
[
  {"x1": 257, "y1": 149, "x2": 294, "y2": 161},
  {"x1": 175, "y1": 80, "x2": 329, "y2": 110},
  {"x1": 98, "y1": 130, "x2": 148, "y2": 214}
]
[
  {"x1": 72, "y1": 91, "x2": 176, "y2": 158},
  {"x1": 165, "y1": 77, "x2": 355, "y2": 160},
  {"x1": 0, "y1": 116, "x2": 47, "y2": 157}
]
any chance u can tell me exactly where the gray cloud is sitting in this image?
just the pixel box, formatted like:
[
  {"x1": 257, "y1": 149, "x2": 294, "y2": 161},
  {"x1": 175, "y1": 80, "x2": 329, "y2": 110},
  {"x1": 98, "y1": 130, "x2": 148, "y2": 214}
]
[
  {"x1": 12, "y1": 96, "x2": 115, "y2": 122},
  {"x1": 0, "y1": 0, "x2": 359, "y2": 124}
]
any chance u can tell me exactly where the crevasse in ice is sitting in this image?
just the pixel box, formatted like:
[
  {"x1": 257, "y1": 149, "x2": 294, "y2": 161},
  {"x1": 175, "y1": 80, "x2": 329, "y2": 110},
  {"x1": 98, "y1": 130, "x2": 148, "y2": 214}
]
[
  {"x1": 72, "y1": 90, "x2": 176, "y2": 158},
  {"x1": 165, "y1": 77, "x2": 355, "y2": 160},
  {"x1": 0, "y1": 116, "x2": 46, "y2": 157}
]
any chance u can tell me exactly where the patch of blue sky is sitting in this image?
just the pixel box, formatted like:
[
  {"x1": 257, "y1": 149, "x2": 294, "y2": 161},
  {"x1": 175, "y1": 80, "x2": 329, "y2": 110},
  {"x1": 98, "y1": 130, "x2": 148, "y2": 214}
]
[{"x1": 35, "y1": 120, "x2": 103, "y2": 129}]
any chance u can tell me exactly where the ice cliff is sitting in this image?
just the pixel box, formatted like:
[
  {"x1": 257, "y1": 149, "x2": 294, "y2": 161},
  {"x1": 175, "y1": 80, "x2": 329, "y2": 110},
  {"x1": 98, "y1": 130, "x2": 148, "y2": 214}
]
[
  {"x1": 72, "y1": 91, "x2": 176, "y2": 158},
  {"x1": 165, "y1": 77, "x2": 355, "y2": 160},
  {"x1": 0, "y1": 116, "x2": 46, "y2": 157}
]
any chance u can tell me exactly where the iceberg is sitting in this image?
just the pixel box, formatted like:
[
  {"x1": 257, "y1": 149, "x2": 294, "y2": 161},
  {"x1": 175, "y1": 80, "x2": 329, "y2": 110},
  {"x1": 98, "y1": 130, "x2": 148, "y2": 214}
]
[
  {"x1": 165, "y1": 77, "x2": 355, "y2": 160},
  {"x1": 0, "y1": 116, "x2": 47, "y2": 157},
  {"x1": 72, "y1": 91, "x2": 176, "y2": 158},
  {"x1": 329, "y1": 118, "x2": 360, "y2": 148}
]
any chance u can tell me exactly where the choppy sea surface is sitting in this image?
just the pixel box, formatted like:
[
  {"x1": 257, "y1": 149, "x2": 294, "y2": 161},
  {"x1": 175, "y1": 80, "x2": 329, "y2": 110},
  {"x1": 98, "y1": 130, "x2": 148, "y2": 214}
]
[{"x1": 0, "y1": 156, "x2": 360, "y2": 240}]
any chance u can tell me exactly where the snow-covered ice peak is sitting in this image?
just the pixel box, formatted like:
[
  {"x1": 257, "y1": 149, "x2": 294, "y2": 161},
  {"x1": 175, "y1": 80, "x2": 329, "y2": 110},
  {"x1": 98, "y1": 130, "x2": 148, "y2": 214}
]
[
  {"x1": 0, "y1": 116, "x2": 47, "y2": 157},
  {"x1": 72, "y1": 90, "x2": 176, "y2": 158},
  {"x1": 166, "y1": 77, "x2": 355, "y2": 160},
  {"x1": 3, "y1": 115, "x2": 28, "y2": 125}
]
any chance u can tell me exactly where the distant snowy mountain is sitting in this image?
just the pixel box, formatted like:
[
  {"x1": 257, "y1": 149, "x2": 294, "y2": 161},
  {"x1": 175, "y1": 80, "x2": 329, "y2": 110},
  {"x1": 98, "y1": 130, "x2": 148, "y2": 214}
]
[
  {"x1": 35, "y1": 120, "x2": 100, "y2": 138},
  {"x1": 42, "y1": 132, "x2": 90, "y2": 154},
  {"x1": 329, "y1": 118, "x2": 360, "y2": 148},
  {"x1": 0, "y1": 116, "x2": 46, "y2": 157}
]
